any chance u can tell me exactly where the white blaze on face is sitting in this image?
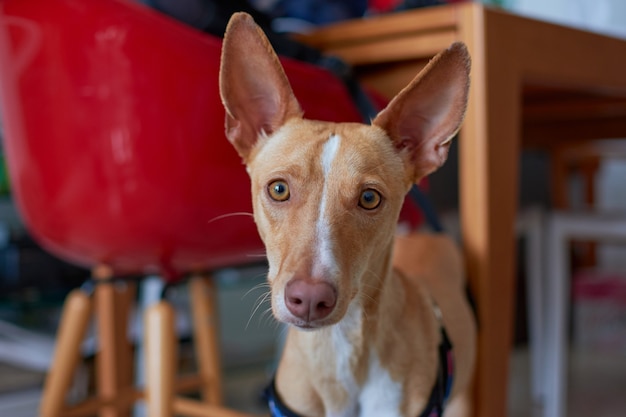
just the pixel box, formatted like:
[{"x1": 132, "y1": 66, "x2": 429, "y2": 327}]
[{"x1": 314, "y1": 133, "x2": 341, "y2": 279}]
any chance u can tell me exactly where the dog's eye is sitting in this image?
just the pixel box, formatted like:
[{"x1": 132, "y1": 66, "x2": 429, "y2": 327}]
[
  {"x1": 359, "y1": 189, "x2": 381, "y2": 210},
  {"x1": 268, "y1": 180, "x2": 290, "y2": 202}
]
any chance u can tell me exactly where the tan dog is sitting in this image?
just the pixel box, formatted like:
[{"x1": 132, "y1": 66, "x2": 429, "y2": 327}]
[{"x1": 219, "y1": 12, "x2": 476, "y2": 417}]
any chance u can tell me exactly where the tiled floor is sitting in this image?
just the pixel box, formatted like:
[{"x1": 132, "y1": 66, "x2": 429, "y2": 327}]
[{"x1": 1, "y1": 347, "x2": 624, "y2": 416}]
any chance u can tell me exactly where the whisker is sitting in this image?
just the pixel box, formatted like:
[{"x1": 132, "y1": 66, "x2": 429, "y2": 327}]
[
  {"x1": 261, "y1": 307, "x2": 278, "y2": 329},
  {"x1": 359, "y1": 290, "x2": 376, "y2": 305},
  {"x1": 251, "y1": 269, "x2": 268, "y2": 277},
  {"x1": 242, "y1": 281, "x2": 271, "y2": 300},
  {"x1": 365, "y1": 268, "x2": 385, "y2": 284},
  {"x1": 359, "y1": 269, "x2": 385, "y2": 308},
  {"x1": 207, "y1": 212, "x2": 254, "y2": 224},
  {"x1": 246, "y1": 291, "x2": 272, "y2": 330},
  {"x1": 277, "y1": 323, "x2": 290, "y2": 339}
]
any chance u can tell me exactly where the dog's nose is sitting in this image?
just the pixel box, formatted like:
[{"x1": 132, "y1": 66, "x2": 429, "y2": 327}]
[{"x1": 285, "y1": 279, "x2": 337, "y2": 322}]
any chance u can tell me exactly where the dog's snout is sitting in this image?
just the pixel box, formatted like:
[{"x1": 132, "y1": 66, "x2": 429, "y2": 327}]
[{"x1": 285, "y1": 279, "x2": 337, "y2": 322}]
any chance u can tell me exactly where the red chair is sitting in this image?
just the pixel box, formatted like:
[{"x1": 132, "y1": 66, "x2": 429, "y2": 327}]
[{"x1": 0, "y1": 0, "x2": 364, "y2": 416}]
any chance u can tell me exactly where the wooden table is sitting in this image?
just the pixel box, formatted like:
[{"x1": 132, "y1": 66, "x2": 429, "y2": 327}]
[{"x1": 299, "y1": 3, "x2": 626, "y2": 417}]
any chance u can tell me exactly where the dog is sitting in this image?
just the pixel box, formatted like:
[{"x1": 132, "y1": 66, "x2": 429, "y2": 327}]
[{"x1": 219, "y1": 12, "x2": 477, "y2": 417}]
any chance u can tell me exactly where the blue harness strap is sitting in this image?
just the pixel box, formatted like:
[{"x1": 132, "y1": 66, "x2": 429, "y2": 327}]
[
  {"x1": 264, "y1": 378, "x2": 302, "y2": 417},
  {"x1": 264, "y1": 327, "x2": 454, "y2": 417}
]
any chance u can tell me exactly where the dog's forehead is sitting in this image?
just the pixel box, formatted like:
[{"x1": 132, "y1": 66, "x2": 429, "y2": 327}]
[{"x1": 250, "y1": 119, "x2": 403, "y2": 178}]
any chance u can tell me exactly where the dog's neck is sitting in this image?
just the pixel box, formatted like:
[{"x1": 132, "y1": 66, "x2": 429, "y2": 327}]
[{"x1": 285, "y1": 239, "x2": 425, "y2": 417}]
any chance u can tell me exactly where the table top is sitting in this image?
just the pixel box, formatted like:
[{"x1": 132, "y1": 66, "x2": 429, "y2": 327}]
[{"x1": 299, "y1": 2, "x2": 626, "y2": 148}]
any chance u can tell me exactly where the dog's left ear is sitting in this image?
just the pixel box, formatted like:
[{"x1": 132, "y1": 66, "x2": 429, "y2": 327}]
[
  {"x1": 372, "y1": 42, "x2": 470, "y2": 182},
  {"x1": 220, "y1": 12, "x2": 303, "y2": 162}
]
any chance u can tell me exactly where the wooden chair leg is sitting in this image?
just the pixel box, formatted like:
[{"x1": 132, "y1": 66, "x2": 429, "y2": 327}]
[
  {"x1": 113, "y1": 282, "x2": 136, "y2": 417},
  {"x1": 40, "y1": 289, "x2": 93, "y2": 417},
  {"x1": 173, "y1": 398, "x2": 256, "y2": 417},
  {"x1": 144, "y1": 301, "x2": 176, "y2": 417},
  {"x1": 94, "y1": 266, "x2": 133, "y2": 417},
  {"x1": 189, "y1": 274, "x2": 223, "y2": 405}
]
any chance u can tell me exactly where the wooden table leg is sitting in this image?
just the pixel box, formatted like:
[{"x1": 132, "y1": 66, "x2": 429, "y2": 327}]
[
  {"x1": 459, "y1": 6, "x2": 522, "y2": 417},
  {"x1": 189, "y1": 274, "x2": 223, "y2": 405}
]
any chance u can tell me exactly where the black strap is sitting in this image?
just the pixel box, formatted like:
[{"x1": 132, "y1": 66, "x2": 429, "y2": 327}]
[
  {"x1": 418, "y1": 327, "x2": 453, "y2": 417},
  {"x1": 315, "y1": 55, "x2": 379, "y2": 123},
  {"x1": 409, "y1": 186, "x2": 444, "y2": 233}
]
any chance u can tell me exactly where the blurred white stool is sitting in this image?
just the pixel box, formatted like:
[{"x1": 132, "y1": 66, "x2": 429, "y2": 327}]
[
  {"x1": 517, "y1": 207, "x2": 546, "y2": 416},
  {"x1": 520, "y1": 208, "x2": 626, "y2": 417}
]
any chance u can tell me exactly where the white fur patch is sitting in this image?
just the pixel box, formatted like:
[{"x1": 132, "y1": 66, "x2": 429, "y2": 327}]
[
  {"x1": 314, "y1": 134, "x2": 341, "y2": 278},
  {"x1": 330, "y1": 301, "x2": 361, "y2": 416},
  {"x1": 329, "y1": 305, "x2": 404, "y2": 416},
  {"x1": 359, "y1": 351, "x2": 403, "y2": 417}
]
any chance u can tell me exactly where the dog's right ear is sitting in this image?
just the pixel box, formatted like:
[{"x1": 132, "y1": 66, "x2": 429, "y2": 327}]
[{"x1": 219, "y1": 12, "x2": 303, "y2": 161}]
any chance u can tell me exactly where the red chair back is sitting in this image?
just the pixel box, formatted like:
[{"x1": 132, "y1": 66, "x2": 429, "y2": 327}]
[{"x1": 0, "y1": 0, "x2": 363, "y2": 279}]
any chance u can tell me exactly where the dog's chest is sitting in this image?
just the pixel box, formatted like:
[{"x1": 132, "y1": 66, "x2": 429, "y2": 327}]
[{"x1": 327, "y1": 305, "x2": 404, "y2": 417}]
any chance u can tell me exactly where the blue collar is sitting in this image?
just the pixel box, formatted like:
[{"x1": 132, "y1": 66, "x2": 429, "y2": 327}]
[
  {"x1": 265, "y1": 378, "x2": 302, "y2": 417},
  {"x1": 264, "y1": 327, "x2": 454, "y2": 417}
]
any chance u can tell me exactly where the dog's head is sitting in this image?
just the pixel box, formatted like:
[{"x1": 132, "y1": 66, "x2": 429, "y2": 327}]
[{"x1": 219, "y1": 13, "x2": 470, "y2": 330}]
